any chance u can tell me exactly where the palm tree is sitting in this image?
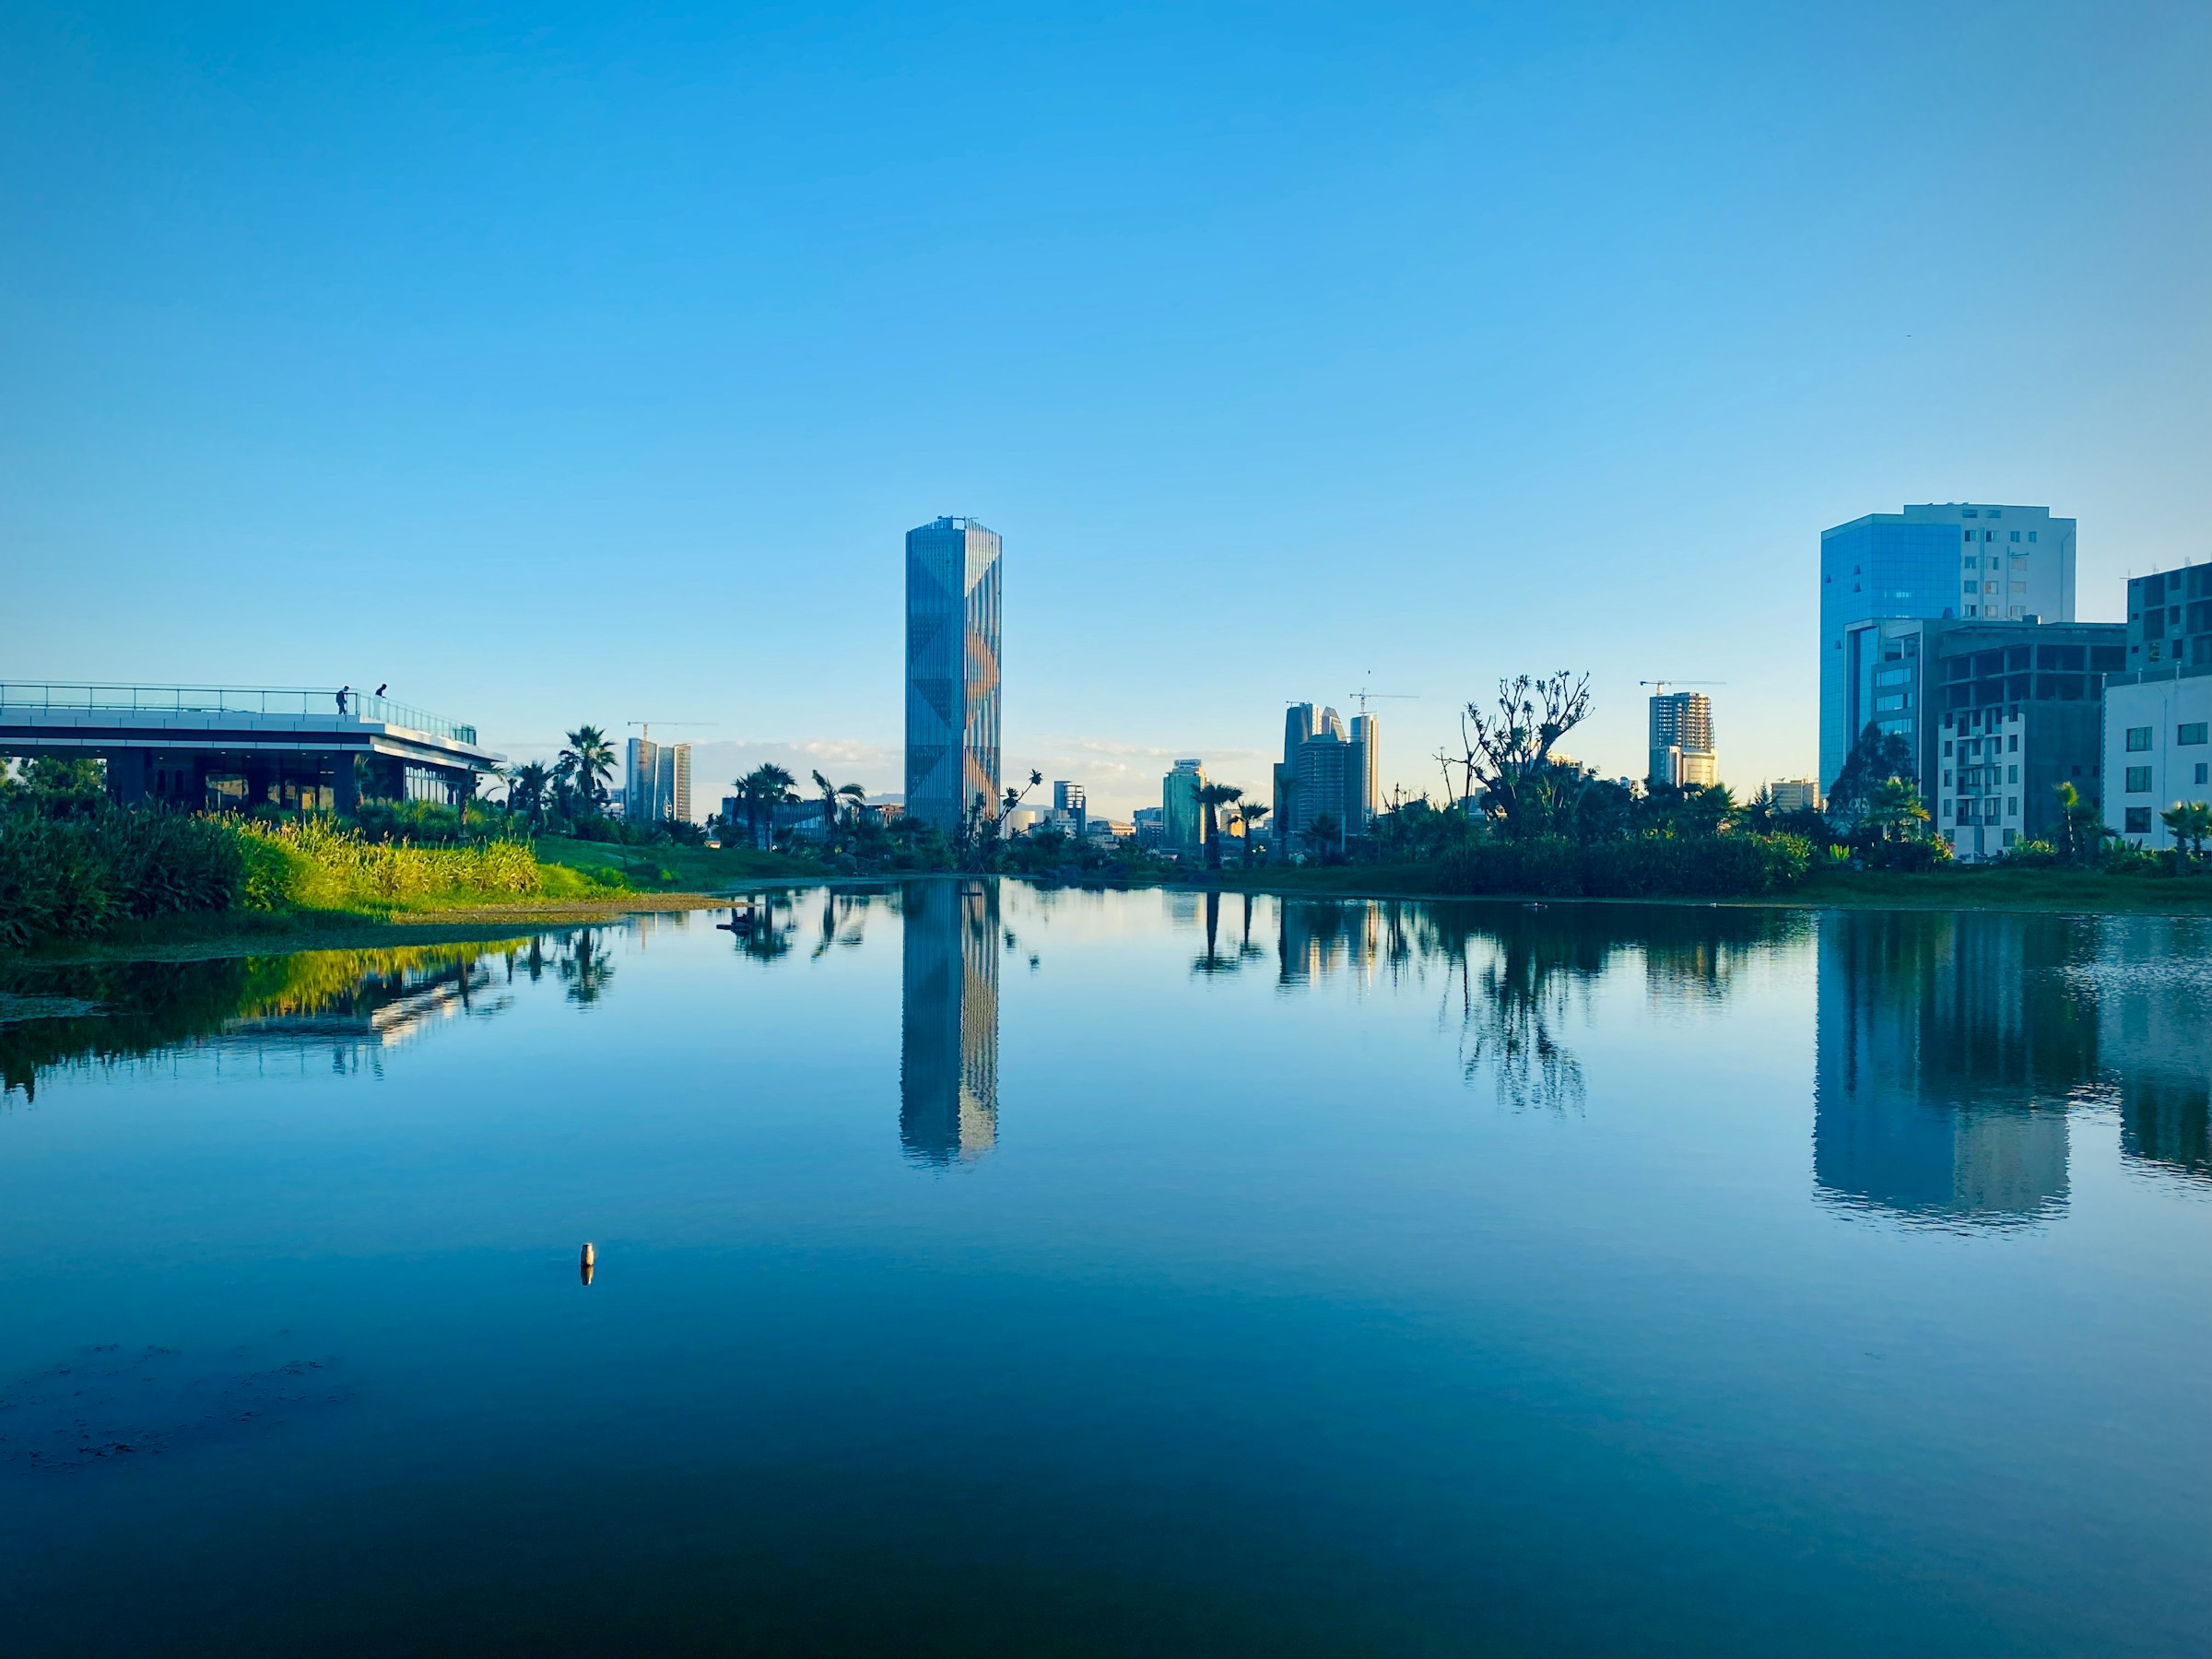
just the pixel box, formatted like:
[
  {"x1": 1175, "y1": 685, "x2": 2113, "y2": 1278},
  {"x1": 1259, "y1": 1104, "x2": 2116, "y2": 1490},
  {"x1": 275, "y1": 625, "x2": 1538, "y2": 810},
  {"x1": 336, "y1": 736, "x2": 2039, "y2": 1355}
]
[
  {"x1": 1860, "y1": 776, "x2": 1928, "y2": 846},
  {"x1": 734, "y1": 764, "x2": 796, "y2": 850},
  {"x1": 507, "y1": 761, "x2": 552, "y2": 830},
  {"x1": 559, "y1": 726, "x2": 616, "y2": 817},
  {"x1": 1234, "y1": 798, "x2": 1271, "y2": 868},
  {"x1": 810, "y1": 770, "x2": 868, "y2": 847},
  {"x1": 2160, "y1": 800, "x2": 2212, "y2": 861},
  {"x1": 2054, "y1": 781, "x2": 2107, "y2": 864},
  {"x1": 1196, "y1": 782, "x2": 1241, "y2": 870},
  {"x1": 1304, "y1": 811, "x2": 1342, "y2": 862}
]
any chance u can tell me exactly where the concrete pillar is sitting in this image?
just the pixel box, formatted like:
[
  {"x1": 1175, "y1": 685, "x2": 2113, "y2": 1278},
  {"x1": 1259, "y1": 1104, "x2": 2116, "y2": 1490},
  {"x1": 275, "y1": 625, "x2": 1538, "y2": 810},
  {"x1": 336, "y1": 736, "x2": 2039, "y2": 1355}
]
[
  {"x1": 333, "y1": 751, "x2": 359, "y2": 817},
  {"x1": 107, "y1": 748, "x2": 151, "y2": 806}
]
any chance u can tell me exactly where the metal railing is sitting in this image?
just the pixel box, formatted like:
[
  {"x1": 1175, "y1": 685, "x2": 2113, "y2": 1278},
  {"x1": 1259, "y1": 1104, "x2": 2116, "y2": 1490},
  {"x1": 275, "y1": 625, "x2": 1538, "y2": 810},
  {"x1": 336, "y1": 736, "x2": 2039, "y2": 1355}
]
[{"x1": 0, "y1": 681, "x2": 479, "y2": 747}]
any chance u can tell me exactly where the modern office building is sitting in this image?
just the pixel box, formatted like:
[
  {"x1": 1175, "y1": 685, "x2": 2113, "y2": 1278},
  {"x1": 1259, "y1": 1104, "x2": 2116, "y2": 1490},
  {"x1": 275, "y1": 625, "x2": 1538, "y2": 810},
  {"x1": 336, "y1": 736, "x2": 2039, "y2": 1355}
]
[
  {"x1": 900, "y1": 878, "x2": 999, "y2": 1165},
  {"x1": 1131, "y1": 806, "x2": 1165, "y2": 848},
  {"x1": 904, "y1": 516, "x2": 1002, "y2": 834},
  {"x1": 1768, "y1": 779, "x2": 1823, "y2": 813},
  {"x1": 1274, "y1": 703, "x2": 1377, "y2": 846},
  {"x1": 1052, "y1": 780, "x2": 1087, "y2": 838},
  {"x1": 623, "y1": 736, "x2": 692, "y2": 826},
  {"x1": 1647, "y1": 691, "x2": 1716, "y2": 790},
  {"x1": 1820, "y1": 503, "x2": 2077, "y2": 794},
  {"x1": 0, "y1": 680, "x2": 502, "y2": 811},
  {"x1": 1162, "y1": 759, "x2": 1206, "y2": 850},
  {"x1": 1840, "y1": 617, "x2": 2124, "y2": 860}
]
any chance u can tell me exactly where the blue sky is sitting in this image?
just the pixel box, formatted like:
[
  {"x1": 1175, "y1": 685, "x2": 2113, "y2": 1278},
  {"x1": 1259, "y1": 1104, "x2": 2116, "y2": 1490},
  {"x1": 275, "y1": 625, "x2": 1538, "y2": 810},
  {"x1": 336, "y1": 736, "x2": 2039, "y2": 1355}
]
[{"x1": 5, "y1": 2, "x2": 2208, "y2": 815}]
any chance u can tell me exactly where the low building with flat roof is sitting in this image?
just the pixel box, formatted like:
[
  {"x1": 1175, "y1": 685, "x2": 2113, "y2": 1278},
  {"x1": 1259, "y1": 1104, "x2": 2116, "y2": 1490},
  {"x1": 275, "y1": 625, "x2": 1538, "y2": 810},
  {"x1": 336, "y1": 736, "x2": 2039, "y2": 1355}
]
[{"x1": 0, "y1": 681, "x2": 503, "y2": 812}]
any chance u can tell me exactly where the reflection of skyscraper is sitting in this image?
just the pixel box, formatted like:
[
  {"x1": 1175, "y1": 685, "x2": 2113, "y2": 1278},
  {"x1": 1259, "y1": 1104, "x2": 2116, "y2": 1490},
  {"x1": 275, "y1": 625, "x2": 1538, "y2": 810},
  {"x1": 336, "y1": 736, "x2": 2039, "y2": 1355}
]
[
  {"x1": 905, "y1": 517, "x2": 1002, "y2": 834},
  {"x1": 900, "y1": 879, "x2": 1001, "y2": 1164},
  {"x1": 1813, "y1": 911, "x2": 2086, "y2": 1226},
  {"x1": 2090, "y1": 917, "x2": 2212, "y2": 1185}
]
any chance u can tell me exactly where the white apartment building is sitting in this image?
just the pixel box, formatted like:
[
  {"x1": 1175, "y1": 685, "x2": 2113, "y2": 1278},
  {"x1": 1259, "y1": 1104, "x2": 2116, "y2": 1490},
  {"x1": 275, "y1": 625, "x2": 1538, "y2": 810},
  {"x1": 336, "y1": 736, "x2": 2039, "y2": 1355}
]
[{"x1": 2103, "y1": 670, "x2": 2212, "y2": 847}]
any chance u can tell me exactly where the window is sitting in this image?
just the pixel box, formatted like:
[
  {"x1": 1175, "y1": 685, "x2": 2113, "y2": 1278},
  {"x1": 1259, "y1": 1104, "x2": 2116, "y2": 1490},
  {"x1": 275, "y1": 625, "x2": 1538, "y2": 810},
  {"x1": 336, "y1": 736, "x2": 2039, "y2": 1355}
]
[
  {"x1": 2009, "y1": 735, "x2": 2018, "y2": 751},
  {"x1": 2127, "y1": 726, "x2": 2155, "y2": 751},
  {"x1": 2009, "y1": 765, "x2": 2018, "y2": 783},
  {"x1": 1943, "y1": 740, "x2": 1954, "y2": 757},
  {"x1": 2010, "y1": 531, "x2": 2020, "y2": 542},
  {"x1": 1963, "y1": 509, "x2": 1980, "y2": 518},
  {"x1": 2179, "y1": 723, "x2": 2208, "y2": 746},
  {"x1": 2005, "y1": 829, "x2": 2018, "y2": 846},
  {"x1": 2126, "y1": 806, "x2": 2153, "y2": 834},
  {"x1": 2028, "y1": 531, "x2": 2038, "y2": 543},
  {"x1": 2126, "y1": 766, "x2": 2153, "y2": 793},
  {"x1": 2198, "y1": 762, "x2": 2209, "y2": 786},
  {"x1": 1943, "y1": 771, "x2": 1952, "y2": 787},
  {"x1": 2007, "y1": 798, "x2": 2018, "y2": 817}
]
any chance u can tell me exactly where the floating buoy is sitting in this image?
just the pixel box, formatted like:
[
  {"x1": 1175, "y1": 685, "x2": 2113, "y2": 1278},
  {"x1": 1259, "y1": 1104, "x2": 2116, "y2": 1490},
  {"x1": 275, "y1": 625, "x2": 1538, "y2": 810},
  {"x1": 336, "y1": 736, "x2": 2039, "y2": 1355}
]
[{"x1": 580, "y1": 1241, "x2": 595, "y2": 1287}]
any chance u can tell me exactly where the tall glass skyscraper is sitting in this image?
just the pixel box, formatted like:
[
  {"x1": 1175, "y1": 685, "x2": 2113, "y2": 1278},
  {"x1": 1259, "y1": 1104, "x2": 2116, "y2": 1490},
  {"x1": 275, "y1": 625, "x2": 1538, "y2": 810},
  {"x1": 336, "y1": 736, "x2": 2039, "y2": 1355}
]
[{"x1": 905, "y1": 517, "x2": 1002, "y2": 833}]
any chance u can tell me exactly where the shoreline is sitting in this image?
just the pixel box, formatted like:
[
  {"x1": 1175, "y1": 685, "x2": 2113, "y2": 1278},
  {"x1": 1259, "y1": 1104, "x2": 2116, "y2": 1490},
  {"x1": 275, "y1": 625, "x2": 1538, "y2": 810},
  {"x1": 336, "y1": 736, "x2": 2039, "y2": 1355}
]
[{"x1": 11, "y1": 863, "x2": 2212, "y2": 967}]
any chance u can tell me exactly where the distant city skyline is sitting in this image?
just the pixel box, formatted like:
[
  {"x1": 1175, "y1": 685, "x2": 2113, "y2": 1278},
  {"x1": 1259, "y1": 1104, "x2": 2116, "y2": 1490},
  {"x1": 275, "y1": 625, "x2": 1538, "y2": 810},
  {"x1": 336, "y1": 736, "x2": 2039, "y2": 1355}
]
[{"x1": 6, "y1": 6, "x2": 2208, "y2": 816}]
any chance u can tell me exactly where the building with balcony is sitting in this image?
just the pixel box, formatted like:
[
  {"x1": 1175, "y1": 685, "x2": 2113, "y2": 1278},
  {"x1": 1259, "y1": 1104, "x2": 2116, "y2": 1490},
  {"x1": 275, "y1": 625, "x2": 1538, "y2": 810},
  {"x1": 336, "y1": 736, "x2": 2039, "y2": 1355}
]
[{"x1": 1647, "y1": 691, "x2": 1716, "y2": 790}]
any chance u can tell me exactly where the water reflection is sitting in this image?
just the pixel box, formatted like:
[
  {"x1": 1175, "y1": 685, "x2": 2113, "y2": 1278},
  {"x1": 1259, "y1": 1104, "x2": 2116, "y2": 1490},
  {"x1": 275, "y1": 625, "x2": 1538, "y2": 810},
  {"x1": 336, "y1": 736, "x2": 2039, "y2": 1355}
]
[
  {"x1": 899, "y1": 880, "x2": 1000, "y2": 1165},
  {"x1": 0, "y1": 940, "x2": 537, "y2": 1100},
  {"x1": 6, "y1": 891, "x2": 2208, "y2": 1220}
]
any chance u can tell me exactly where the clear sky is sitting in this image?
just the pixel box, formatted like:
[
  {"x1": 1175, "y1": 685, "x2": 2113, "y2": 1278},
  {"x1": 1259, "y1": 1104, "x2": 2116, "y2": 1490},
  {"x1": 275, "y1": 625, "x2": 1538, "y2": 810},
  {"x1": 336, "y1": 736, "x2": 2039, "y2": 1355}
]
[{"x1": 6, "y1": 2, "x2": 2208, "y2": 817}]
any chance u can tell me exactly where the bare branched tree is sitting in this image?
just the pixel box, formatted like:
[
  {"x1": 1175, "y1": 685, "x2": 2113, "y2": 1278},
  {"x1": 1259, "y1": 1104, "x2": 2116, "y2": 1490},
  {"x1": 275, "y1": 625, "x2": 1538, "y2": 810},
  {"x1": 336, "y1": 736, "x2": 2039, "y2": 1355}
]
[{"x1": 1454, "y1": 671, "x2": 1593, "y2": 839}]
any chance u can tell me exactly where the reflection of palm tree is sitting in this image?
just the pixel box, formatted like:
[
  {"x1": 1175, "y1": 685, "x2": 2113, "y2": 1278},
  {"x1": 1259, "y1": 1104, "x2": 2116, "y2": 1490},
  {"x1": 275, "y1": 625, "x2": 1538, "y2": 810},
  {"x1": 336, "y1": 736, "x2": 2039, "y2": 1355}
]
[
  {"x1": 1454, "y1": 932, "x2": 1587, "y2": 1112},
  {"x1": 1192, "y1": 888, "x2": 1236, "y2": 974},
  {"x1": 558, "y1": 929, "x2": 616, "y2": 1004}
]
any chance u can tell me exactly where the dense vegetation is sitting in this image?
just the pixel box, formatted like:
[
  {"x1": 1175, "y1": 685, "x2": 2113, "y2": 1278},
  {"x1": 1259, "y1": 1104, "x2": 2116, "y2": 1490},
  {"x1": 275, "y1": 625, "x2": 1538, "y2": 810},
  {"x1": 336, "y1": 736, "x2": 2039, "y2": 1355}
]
[{"x1": 0, "y1": 759, "x2": 617, "y2": 948}]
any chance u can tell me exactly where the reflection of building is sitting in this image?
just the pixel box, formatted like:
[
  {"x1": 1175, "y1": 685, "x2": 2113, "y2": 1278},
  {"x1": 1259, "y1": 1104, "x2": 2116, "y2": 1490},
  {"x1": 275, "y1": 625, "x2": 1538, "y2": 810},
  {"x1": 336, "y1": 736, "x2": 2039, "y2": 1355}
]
[
  {"x1": 1277, "y1": 897, "x2": 1383, "y2": 986},
  {"x1": 2088, "y1": 919, "x2": 2212, "y2": 1184},
  {"x1": 900, "y1": 879, "x2": 1000, "y2": 1164},
  {"x1": 1813, "y1": 911, "x2": 2088, "y2": 1226},
  {"x1": 905, "y1": 516, "x2": 1003, "y2": 833}
]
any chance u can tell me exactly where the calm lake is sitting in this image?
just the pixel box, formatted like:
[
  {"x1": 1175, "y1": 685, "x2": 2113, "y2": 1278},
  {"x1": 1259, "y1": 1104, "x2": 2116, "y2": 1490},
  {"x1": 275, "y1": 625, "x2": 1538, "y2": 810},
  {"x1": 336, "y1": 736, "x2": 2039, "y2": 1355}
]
[{"x1": 3, "y1": 884, "x2": 2209, "y2": 1656}]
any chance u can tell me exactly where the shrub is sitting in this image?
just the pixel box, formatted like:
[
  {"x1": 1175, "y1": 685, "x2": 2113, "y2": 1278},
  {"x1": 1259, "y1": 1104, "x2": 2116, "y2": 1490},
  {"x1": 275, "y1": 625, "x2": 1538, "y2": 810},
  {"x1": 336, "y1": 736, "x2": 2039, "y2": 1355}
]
[
  {"x1": 1436, "y1": 833, "x2": 1812, "y2": 899},
  {"x1": 1858, "y1": 838, "x2": 1950, "y2": 873},
  {"x1": 2002, "y1": 840, "x2": 2058, "y2": 869},
  {"x1": 0, "y1": 806, "x2": 246, "y2": 946}
]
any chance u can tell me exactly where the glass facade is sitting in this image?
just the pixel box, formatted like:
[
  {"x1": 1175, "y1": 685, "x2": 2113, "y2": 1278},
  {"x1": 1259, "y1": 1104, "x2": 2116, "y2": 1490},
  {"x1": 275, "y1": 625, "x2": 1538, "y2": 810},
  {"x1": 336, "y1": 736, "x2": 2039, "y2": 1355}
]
[{"x1": 904, "y1": 518, "x2": 1002, "y2": 833}]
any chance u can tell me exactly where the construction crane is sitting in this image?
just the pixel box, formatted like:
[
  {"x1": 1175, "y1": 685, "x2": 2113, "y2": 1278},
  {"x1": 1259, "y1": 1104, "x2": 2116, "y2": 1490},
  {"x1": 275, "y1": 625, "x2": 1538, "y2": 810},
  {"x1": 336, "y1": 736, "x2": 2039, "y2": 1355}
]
[
  {"x1": 625, "y1": 720, "x2": 715, "y2": 744},
  {"x1": 1348, "y1": 678, "x2": 1418, "y2": 716},
  {"x1": 1637, "y1": 680, "x2": 1727, "y2": 697}
]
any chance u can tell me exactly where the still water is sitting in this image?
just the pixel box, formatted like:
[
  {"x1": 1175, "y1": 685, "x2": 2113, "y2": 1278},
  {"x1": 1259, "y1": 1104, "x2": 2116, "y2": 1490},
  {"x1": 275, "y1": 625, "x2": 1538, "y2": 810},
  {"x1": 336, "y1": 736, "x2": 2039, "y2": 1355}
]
[{"x1": 2, "y1": 884, "x2": 2209, "y2": 1656}]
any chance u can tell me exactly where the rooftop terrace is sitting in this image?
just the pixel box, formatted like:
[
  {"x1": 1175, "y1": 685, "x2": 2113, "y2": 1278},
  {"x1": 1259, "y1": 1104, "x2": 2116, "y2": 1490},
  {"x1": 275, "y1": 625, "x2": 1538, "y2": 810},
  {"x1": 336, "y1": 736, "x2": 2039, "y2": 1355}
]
[{"x1": 0, "y1": 682, "x2": 479, "y2": 747}]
